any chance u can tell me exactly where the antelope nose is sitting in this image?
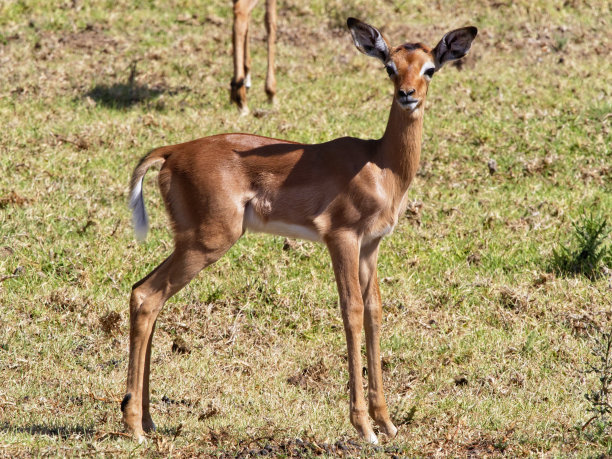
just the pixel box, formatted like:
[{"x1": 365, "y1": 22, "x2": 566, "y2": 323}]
[{"x1": 398, "y1": 88, "x2": 416, "y2": 98}]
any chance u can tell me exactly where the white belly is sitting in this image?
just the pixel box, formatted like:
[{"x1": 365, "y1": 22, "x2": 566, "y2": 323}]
[{"x1": 243, "y1": 206, "x2": 321, "y2": 242}]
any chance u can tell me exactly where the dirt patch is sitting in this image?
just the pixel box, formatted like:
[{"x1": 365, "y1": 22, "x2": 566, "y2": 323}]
[
  {"x1": 46, "y1": 290, "x2": 85, "y2": 312},
  {"x1": 581, "y1": 165, "x2": 610, "y2": 185},
  {"x1": 0, "y1": 191, "x2": 29, "y2": 209},
  {"x1": 286, "y1": 358, "x2": 329, "y2": 391},
  {"x1": 565, "y1": 313, "x2": 597, "y2": 337},
  {"x1": 171, "y1": 335, "x2": 192, "y2": 355},
  {"x1": 458, "y1": 434, "x2": 510, "y2": 457},
  {"x1": 523, "y1": 155, "x2": 557, "y2": 176},
  {"x1": 405, "y1": 200, "x2": 423, "y2": 226},
  {"x1": 0, "y1": 247, "x2": 14, "y2": 259},
  {"x1": 99, "y1": 311, "x2": 121, "y2": 336},
  {"x1": 41, "y1": 24, "x2": 121, "y2": 56},
  {"x1": 498, "y1": 287, "x2": 530, "y2": 311}
]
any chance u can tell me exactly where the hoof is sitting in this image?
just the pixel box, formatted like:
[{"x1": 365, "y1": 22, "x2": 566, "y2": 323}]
[
  {"x1": 239, "y1": 105, "x2": 250, "y2": 116},
  {"x1": 381, "y1": 423, "x2": 398, "y2": 438},
  {"x1": 125, "y1": 425, "x2": 146, "y2": 443},
  {"x1": 355, "y1": 423, "x2": 378, "y2": 444},
  {"x1": 375, "y1": 419, "x2": 398, "y2": 438},
  {"x1": 142, "y1": 417, "x2": 156, "y2": 433}
]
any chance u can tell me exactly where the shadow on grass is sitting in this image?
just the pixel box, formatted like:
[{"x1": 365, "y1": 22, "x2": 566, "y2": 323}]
[
  {"x1": 85, "y1": 82, "x2": 170, "y2": 110},
  {"x1": 0, "y1": 422, "x2": 95, "y2": 439},
  {"x1": 84, "y1": 61, "x2": 192, "y2": 110}
]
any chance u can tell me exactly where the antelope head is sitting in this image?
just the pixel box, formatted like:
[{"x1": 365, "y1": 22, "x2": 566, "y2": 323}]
[{"x1": 347, "y1": 18, "x2": 477, "y2": 116}]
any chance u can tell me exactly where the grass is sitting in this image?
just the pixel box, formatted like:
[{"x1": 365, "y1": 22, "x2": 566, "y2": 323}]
[
  {"x1": 583, "y1": 325, "x2": 612, "y2": 448},
  {"x1": 0, "y1": 0, "x2": 611, "y2": 456},
  {"x1": 551, "y1": 213, "x2": 611, "y2": 279}
]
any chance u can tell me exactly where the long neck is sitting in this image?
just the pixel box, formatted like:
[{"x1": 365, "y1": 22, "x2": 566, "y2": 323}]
[{"x1": 377, "y1": 99, "x2": 424, "y2": 189}]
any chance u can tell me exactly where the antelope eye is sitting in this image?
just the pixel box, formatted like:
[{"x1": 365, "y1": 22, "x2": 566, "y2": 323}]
[
  {"x1": 385, "y1": 64, "x2": 397, "y2": 78},
  {"x1": 423, "y1": 67, "x2": 435, "y2": 79}
]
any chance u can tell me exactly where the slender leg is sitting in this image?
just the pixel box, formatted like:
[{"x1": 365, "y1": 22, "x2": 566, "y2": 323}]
[
  {"x1": 141, "y1": 321, "x2": 156, "y2": 432},
  {"x1": 122, "y1": 250, "x2": 203, "y2": 440},
  {"x1": 244, "y1": 23, "x2": 251, "y2": 89},
  {"x1": 326, "y1": 232, "x2": 377, "y2": 444},
  {"x1": 231, "y1": 0, "x2": 258, "y2": 114},
  {"x1": 359, "y1": 239, "x2": 398, "y2": 438},
  {"x1": 122, "y1": 240, "x2": 235, "y2": 441},
  {"x1": 264, "y1": 0, "x2": 276, "y2": 103}
]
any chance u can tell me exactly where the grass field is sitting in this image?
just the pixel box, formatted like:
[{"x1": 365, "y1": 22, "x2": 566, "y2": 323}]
[{"x1": 0, "y1": 0, "x2": 611, "y2": 456}]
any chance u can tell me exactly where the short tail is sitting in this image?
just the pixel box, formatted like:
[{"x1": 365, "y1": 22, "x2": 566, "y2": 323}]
[{"x1": 129, "y1": 149, "x2": 167, "y2": 241}]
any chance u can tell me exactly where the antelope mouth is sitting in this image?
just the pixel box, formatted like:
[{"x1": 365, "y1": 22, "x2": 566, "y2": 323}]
[{"x1": 398, "y1": 97, "x2": 420, "y2": 111}]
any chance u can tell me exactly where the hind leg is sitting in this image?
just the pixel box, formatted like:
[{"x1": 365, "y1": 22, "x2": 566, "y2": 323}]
[
  {"x1": 122, "y1": 230, "x2": 240, "y2": 441},
  {"x1": 231, "y1": 0, "x2": 258, "y2": 114},
  {"x1": 264, "y1": 0, "x2": 276, "y2": 104},
  {"x1": 141, "y1": 321, "x2": 156, "y2": 432}
]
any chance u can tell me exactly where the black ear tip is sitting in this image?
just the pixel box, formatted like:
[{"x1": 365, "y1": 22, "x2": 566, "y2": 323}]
[
  {"x1": 347, "y1": 17, "x2": 359, "y2": 28},
  {"x1": 468, "y1": 26, "x2": 478, "y2": 37}
]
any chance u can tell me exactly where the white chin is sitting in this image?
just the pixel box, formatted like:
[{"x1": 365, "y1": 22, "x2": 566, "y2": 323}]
[{"x1": 399, "y1": 101, "x2": 419, "y2": 111}]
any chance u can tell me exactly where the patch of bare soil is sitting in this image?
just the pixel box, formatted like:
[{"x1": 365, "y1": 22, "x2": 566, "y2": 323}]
[
  {"x1": 45, "y1": 290, "x2": 86, "y2": 312},
  {"x1": 99, "y1": 310, "x2": 121, "y2": 336},
  {"x1": 171, "y1": 335, "x2": 192, "y2": 354},
  {"x1": 26, "y1": 23, "x2": 124, "y2": 64},
  {"x1": 0, "y1": 191, "x2": 29, "y2": 209},
  {"x1": 286, "y1": 358, "x2": 329, "y2": 391},
  {"x1": 60, "y1": 24, "x2": 119, "y2": 53},
  {"x1": 498, "y1": 286, "x2": 530, "y2": 311},
  {"x1": 459, "y1": 437, "x2": 507, "y2": 457}
]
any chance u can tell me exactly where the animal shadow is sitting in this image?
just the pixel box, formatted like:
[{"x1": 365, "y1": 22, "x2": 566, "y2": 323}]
[
  {"x1": 84, "y1": 61, "x2": 187, "y2": 109},
  {"x1": 0, "y1": 422, "x2": 96, "y2": 439},
  {"x1": 85, "y1": 82, "x2": 166, "y2": 109}
]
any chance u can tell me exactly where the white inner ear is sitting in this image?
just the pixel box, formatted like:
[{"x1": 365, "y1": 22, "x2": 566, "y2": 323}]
[
  {"x1": 374, "y1": 33, "x2": 387, "y2": 54},
  {"x1": 420, "y1": 61, "x2": 436, "y2": 79}
]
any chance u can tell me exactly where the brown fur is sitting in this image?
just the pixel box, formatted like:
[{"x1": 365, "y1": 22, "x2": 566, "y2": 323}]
[{"x1": 123, "y1": 19, "x2": 477, "y2": 444}]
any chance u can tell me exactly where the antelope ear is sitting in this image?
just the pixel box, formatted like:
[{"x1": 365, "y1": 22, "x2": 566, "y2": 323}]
[
  {"x1": 433, "y1": 26, "x2": 478, "y2": 69},
  {"x1": 347, "y1": 17, "x2": 390, "y2": 63}
]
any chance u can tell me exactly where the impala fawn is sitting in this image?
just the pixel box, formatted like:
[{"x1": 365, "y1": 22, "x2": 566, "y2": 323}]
[{"x1": 122, "y1": 18, "x2": 477, "y2": 444}]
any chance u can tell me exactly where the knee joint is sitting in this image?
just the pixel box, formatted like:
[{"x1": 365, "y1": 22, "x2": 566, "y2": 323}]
[
  {"x1": 233, "y1": 5, "x2": 249, "y2": 18},
  {"x1": 130, "y1": 289, "x2": 160, "y2": 318},
  {"x1": 129, "y1": 288, "x2": 146, "y2": 311}
]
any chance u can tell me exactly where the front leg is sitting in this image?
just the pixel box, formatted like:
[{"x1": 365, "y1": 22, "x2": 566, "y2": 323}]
[
  {"x1": 264, "y1": 0, "x2": 277, "y2": 103},
  {"x1": 359, "y1": 238, "x2": 397, "y2": 438},
  {"x1": 326, "y1": 232, "x2": 377, "y2": 444}
]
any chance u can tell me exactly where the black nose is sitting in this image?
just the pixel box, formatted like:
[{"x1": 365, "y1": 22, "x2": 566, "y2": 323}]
[{"x1": 398, "y1": 88, "x2": 416, "y2": 98}]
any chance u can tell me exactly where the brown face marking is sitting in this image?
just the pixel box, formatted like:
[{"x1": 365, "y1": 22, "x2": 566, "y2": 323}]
[{"x1": 387, "y1": 46, "x2": 435, "y2": 104}]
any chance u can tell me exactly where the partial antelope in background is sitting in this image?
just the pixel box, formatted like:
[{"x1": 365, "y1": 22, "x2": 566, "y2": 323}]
[
  {"x1": 122, "y1": 18, "x2": 477, "y2": 444},
  {"x1": 230, "y1": 0, "x2": 276, "y2": 115}
]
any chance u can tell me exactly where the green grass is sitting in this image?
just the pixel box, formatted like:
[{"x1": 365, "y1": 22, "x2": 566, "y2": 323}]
[
  {"x1": 1, "y1": 0, "x2": 611, "y2": 456},
  {"x1": 551, "y1": 213, "x2": 611, "y2": 279}
]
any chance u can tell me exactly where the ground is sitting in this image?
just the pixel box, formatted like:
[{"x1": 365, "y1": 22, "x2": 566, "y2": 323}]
[{"x1": 0, "y1": 0, "x2": 611, "y2": 457}]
